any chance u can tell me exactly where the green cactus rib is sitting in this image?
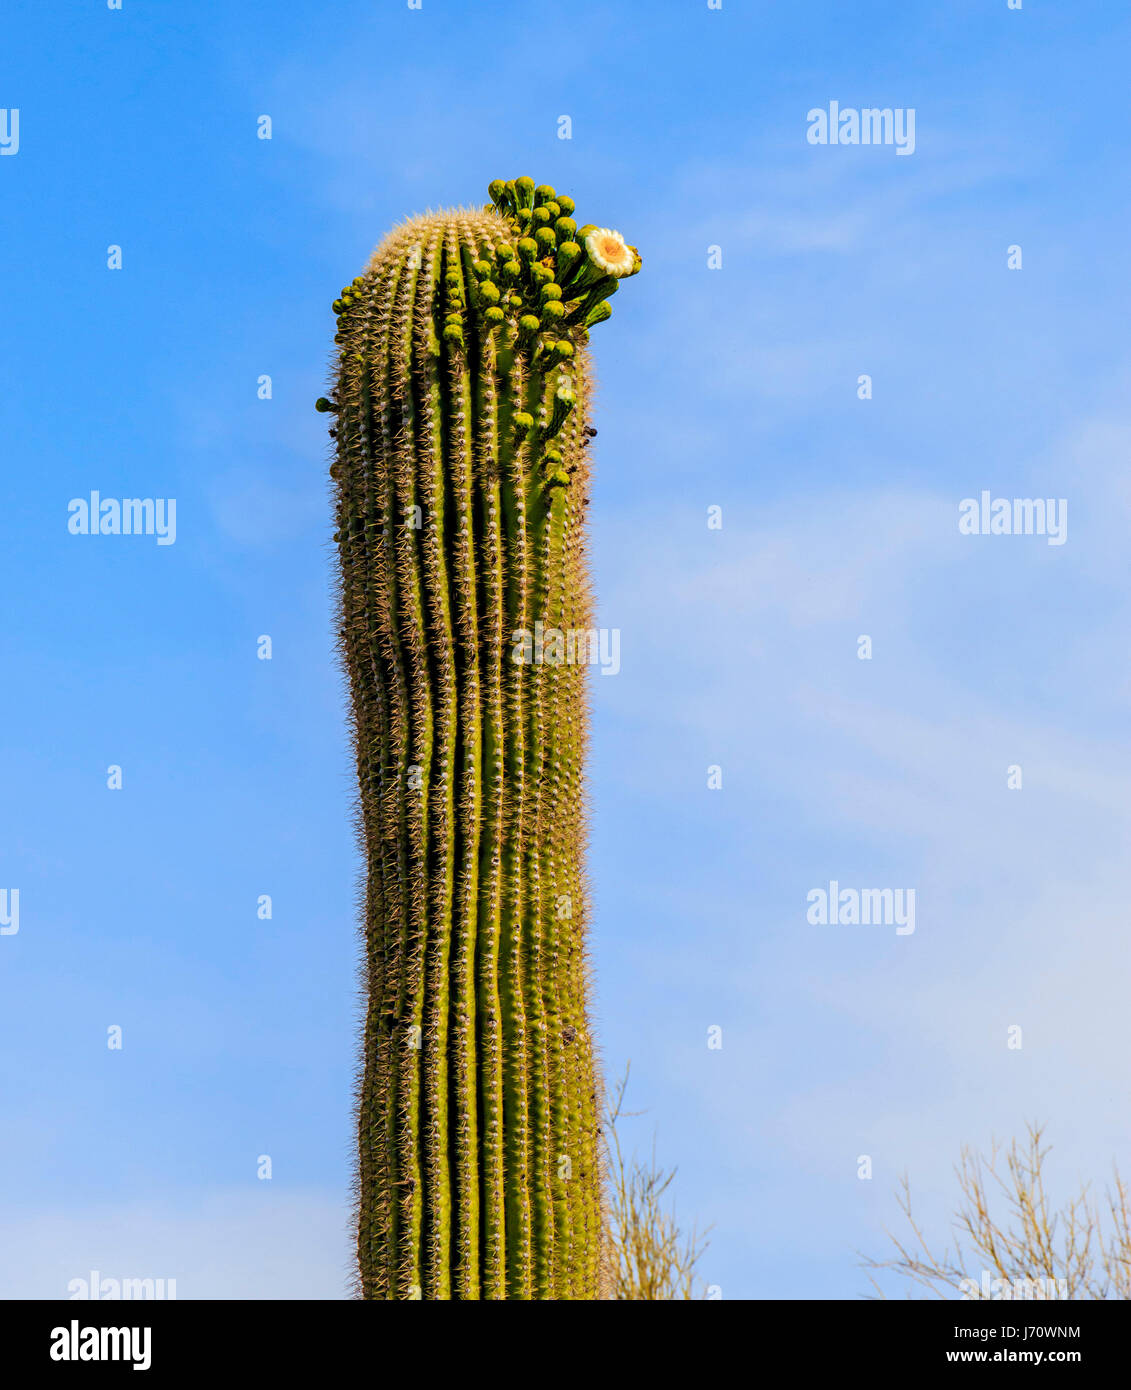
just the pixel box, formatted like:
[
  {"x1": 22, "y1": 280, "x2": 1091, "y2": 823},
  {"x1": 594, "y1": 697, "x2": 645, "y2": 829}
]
[{"x1": 325, "y1": 179, "x2": 640, "y2": 1299}]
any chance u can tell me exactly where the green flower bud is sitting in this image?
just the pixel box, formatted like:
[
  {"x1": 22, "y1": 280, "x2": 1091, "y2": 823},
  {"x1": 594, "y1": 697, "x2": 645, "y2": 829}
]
[
  {"x1": 544, "y1": 202, "x2": 561, "y2": 219},
  {"x1": 550, "y1": 339, "x2": 574, "y2": 362},
  {"x1": 332, "y1": 300, "x2": 345, "y2": 315},
  {"x1": 541, "y1": 300, "x2": 566, "y2": 324},
  {"x1": 565, "y1": 276, "x2": 618, "y2": 324},
  {"x1": 556, "y1": 241, "x2": 582, "y2": 278},
  {"x1": 517, "y1": 237, "x2": 539, "y2": 264},
  {"x1": 555, "y1": 217, "x2": 577, "y2": 244},
  {"x1": 512, "y1": 411, "x2": 535, "y2": 434},
  {"x1": 500, "y1": 259, "x2": 522, "y2": 284},
  {"x1": 442, "y1": 322, "x2": 464, "y2": 347},
  {"x1": 484, "y1": 305, "x2": 506, "y2": 327},
  {"x1": 583, "y1": 300, "x2": 613, "y2": 329},
  {"x1": 548, "y1": 379, "x2": 575, "y2": 436},
  {"x1": 531, "y1": 206, "x2": 552, "y2": 226},
  {"x1": 534, "y1": 183, "x2": 556, "y2": 205},
  {"x1": 478, "y1": 281, "x2": 500, "y2": 305},
  {"x1": 514, "y1": 175, "x2": 536, "y2": 209},
  {"x1": 472, "y1": 259, "x2": 493, "y2": 280},
  {"x1": 556, "y1": 195, "x2": 575, "y2": 216},
  {"x1": 315, "y1": 397, "x2": 336, "y2": 412},
  {"x1": 545, "y1": 469, "x2": 570, "y2": 489},
  {"x1": 540, "y1": 283, "x2": 563, "y2": 302},
  {"x1": 488, "y1": 178, "x2": 508, "y2": 206},
  {"x1": 535, "y1": 227, "x2": 557, "y2": 253}
]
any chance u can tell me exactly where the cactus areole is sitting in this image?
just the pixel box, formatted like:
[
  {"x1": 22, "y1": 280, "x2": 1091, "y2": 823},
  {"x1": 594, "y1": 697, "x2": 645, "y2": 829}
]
[{"x1": 321, "y1": 177, "x2": 641, "y2": 1299}]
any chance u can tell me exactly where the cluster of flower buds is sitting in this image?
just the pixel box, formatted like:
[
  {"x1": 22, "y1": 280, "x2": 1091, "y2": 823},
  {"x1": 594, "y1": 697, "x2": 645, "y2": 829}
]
[
  {"x1": 317, "y1": 180, "x2": 641, "y2": 502},
  {"x1": 481, "y1": 175, "x2": 641, "y2": 353}
]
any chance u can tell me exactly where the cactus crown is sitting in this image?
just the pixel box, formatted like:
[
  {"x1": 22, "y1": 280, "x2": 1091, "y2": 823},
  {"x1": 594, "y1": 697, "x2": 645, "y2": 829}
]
[{"x1": 324, "y1": 176, "x2": 640, "y2": 382}]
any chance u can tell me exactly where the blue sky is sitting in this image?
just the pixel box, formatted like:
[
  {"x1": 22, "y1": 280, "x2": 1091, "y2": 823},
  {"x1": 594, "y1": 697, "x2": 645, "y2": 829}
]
[{"x1": 2, "y1": 0, "x2": 1130, "y2": 1298}]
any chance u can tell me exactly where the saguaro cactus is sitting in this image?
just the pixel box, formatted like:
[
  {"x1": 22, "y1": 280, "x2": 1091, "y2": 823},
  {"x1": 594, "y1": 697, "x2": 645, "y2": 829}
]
[{"x1": 320, "y1": 176, "x2": 640, "y2": 1300}]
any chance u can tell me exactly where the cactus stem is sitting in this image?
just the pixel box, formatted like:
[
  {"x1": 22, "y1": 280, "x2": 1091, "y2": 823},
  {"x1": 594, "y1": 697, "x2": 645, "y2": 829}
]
[{"x1": 329, "y1": 179, "x2": 640, "y2": 1299}]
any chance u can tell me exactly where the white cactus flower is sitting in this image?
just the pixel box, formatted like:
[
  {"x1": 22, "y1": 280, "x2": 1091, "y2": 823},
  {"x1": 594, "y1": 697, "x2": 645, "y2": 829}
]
[{"x1": 584, "y1": 227, "x2": 637, "y2": 278}]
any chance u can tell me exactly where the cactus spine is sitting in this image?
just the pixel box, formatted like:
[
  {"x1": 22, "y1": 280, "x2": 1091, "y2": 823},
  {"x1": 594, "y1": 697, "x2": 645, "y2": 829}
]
[{"x1": 322, "y1": 178, "x2": 640, "y2": 1300}]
